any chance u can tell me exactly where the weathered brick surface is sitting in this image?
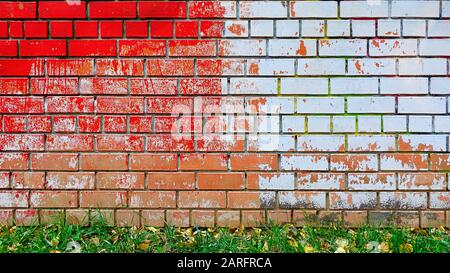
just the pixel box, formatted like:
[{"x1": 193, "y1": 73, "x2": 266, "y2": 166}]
[{"x1": 0, "y1": 1, "x2": 449, "y2": 227}]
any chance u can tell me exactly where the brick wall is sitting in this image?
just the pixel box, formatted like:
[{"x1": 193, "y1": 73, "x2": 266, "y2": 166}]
[{"x1": 0, "y1": 0, "x2": 449, "y2": 228}]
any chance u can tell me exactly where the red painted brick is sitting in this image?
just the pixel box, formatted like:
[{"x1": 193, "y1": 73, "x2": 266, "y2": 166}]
[
  {"x1": 3, "y1": 116, "x2": 27, "y2": 132},
  {"x1": 189, "y1": 1, "x2": 234, "y2": 18},
  {"x1": 28, "y1": 116, "x2": 51, "y2": 133},
  {"x1": 20, "y1": 40, "x2": 66, "y2": 57},
  {"x1": 89, "y1": 1, "x2": 136, "y2": 19},
  {"x1": 147, "y1": 135, "x2": 194, "y2": 152},
  {"x1": 0, "y1": 2, "x2": 36, "y2": 19},
  {"x1": 0, "y1": 134, "x2": 44, "y2": 151},
  {"x1": 96, "y1": 97, "x2": 144, "y2": 114},
  {"x1": 0, "y1": 59, "x2": 44, "y2": 76},
  {"x1": 11, "y1": 172, "x2": 45, "y2": 189},
  {"x1": 47, "y1": 59, "x2": 94, "y2": 76},
  {"x1": 0, "y1": 97, "x2": 44, "y2": 114},
  {"x1": 75, "y1": 21, "x2": 98, "y2": 38},
  {"x1": 146, "y1": 97, "x2": 194, "y2": 114},
  {"x1": 119, "y1": 40, "x2": 166, "y2": 57},
  {"x1": 80, "y1": 78, "x2": 128, "y2": 94},
  {"x1": 30, "y1": 78, "x2": 78, "y2": 95},
  {"x1": 100, "y1": 21, "x2": 122, "y2": 38},
  {"x1": 169, "y1": 40, "x2": 216, "y2": 56},
  {"x1": 139, "y1": 1, "x2": 186, "y2": 18},
  {"x1": 180, "y1": 78, "x2": 225, "y2": 95},
  {"x1": 0, "y1": 41, "x2": 18, "y2": 56},
  {"x1": 126, "y1": 21, "x2": 148, "y2": 38},
  {"x1": 69, "y1": 40, "x2": 116, "y2": 57},
  {"x1": 176, "y1": 21, "x2": 198, "y2": 38},
  {"x1": 46, "y1": 96, "x2": 94, "y2": 113},
  {"x1": 130, "y1": 79, "x2": 177, "y2": 95},
  {"x1": 24, "y1": 21, "x2": 47, "y2": 38},
  {"x1": 53, "y1": 116, "x2": 76, "y2": 133},
  {"x1": 200, "y1": 21, "x2": 224, "y2": 37},
  {"x1": 0, "y1": 22, "x2": 8, "y2": 38},
  {"x1": 97, "y1": 59, "x2": 144, "y2": 76},
  {"x1": 0, "y1": 78, "x2": 28, "y2": 95},
  {"x1": 129, "y1": 116, "x2": 152, "y2": 133},
  {"x1": 147, "y1": 59, "x2": 194, "y2": 76},
  {"x1": 47, "y1": 135, "x2": 94, "y2": 152},
  {"x1": 50, "y1": 21, "x2": 73, "y2": 38},
  {"x1": 78, "y1": 116, "x2": 101, "y2": 133},
  {"x1": 97, "y1": 135, "x2": 145, "y2": 152},
  {"x1": 39, "y1": 1, "x2": 86, "y2": 19},
  {"x1": 150, "y1": 21, "x2": 173, "y2": 38},
  {"x1": 103, "y1": 116, "x2": 127, "y2": 133}
]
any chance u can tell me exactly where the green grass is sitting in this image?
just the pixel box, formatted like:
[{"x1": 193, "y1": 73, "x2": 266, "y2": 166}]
[{"x1": 0, "y1": 219, "x2": 449, "y2": 253}]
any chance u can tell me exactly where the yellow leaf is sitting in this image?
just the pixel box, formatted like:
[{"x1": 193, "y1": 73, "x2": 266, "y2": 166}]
[
  {"x1": 303, "y1": 245, "x2": 314, "y2": 253},
  {"x1": 137, "y1": 242, "x2": 149, "y2": 251},
  {"x1": 400, "y1": 243, "x2": 413, "y2": 253},
  {"x1": 379, "y1": 242, "x2": 390, "y2": 253},
  {"x1": 90, "y1": 236, "x2": 100, "y2": 246},
  {"x1": 288, "y1": 239, "x2": 298, "y2": 249}
]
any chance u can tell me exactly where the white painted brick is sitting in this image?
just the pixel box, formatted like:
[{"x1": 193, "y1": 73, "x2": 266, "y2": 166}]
[
  {"x1": 377, "y1": 19, "x2": 401, "y2": 37},
  {"x1": 301, "y1": 20, "x2": 325, "y2": 37},
  {"x1": 297, "y1": 97, "x2": 345, "y2": 114},
  {"x1": 248, "y1": 135, "x2": 295, "y2": 152},
  {"x1": 280, "y1": 155, "x2": 329, "y2": 171},
  {"x1": 348, "y1": 135, "x2": 396, "y2": 152},
  {"x1": 391, "y1": 1, "x2": 440, "y2": 18},
  {"x1": 258, "y1": 174, "x2": 295, "y2": 190},
  {"x1": 256, "y1": 116, "x2": 280, "y2": 133},
  {"x1": 434, "y1": 116, "x2": 450, "y2": 132},
  {"x1": 297, "y1": 59, "x2": 345, "y2": 75},
  {"x1": 246, "y1": 97, "x2": 295, "y2": 114},
  {"x1": 282, "y1": 116, "x2": 305, "y2": 133},
  {"x1": 398, "y1": 97, "x2": 447, "y2": 114},
  {"x1": 331, "y1": 155, "x2": 379, "y2": 172},
  {"x1": 239, "y1": 1, "x2": 287, "y2": 18},
  {"x1": 223, "y1": 21, "x2": 248, "y2": 37},
  {"x1": 250, "y1": 20, "x2": 273, "y2": 37},
  {"x1": 307, "y1": 116, "x2": 331, "y2": 133},
  {"x1": 298, "y1": 135, "x2": 344, "y2": 152},
  {"x1": 290, "y1": 1, "x2": 338, "y2": 18},
  {"x1": 383, "y1": 115, "x2": 407, "y2": 132},
  {"x1": 369, "y1": 39, "x2": 418, "y2": 56},
  {"x1": 268, "y1": 39, "x2": 316, "y2": 56},
  {"x1": 247, "y1": 59, "x2": 295, "y2": 76},
  {"x1": 327, "y1": 20, "x2": 350, "y2": 37},
  {"x1": 319, "y1": 39, "x2": 367, "y2": 56},
  {"x1": 398, "y1": 58, "x2": 448, "y2": 75},
  {"x1": 400, "y1": 135, "x2": 447, "y2": 151},
  {"x1": 348, "y1": 58, "x2": 396, "y2": 75},
  {"x1": 428, "y1": 20, "x2": 450, "y2": 37},
  {"x1": 348, "y1": 173, "x2": 396, "y2": 190},
  {"x1": 331, "y1": 78, "x2": 378, "y2": 94},
  {"x1": 430, "y1": 193, "x2": 450, "y2": 209},
  {"x1": 431, "y1": 78, "x2": 450, "y2": 94},
  {"x1": 280, "y1": 78, "x2": 328, "y2": 95},
  {"x1": 230, "y1": 78, "x2": 277, "y2": 95},
  {"x1": 276, "y1": 20, "x2": 299, "y2": 37},
  {"x1": 332, "y1": 116, "x2": 356, "y2": 133},
  {"x1": 398, "y1": 173, "x2": 445, "y2": 190},
  {"x1": 351, "y1": 20, "x2": 376, "y2": 37},
  {"x1": 329, "y1": 192, "x2": 377, "y2": 209},
  {"x1": 402, "y1": 20, "x2": 426, "y2": 37},
  {"x1": 347, "y1": 97, "x2": 395, "y2": 113},
  {"x1": 380, "y1": 77, "x2": 429, "y2": 94},
  {"x1": 358, "y1": 116, "x2": 382, "y2": 133},
  {"x1": 408, "y1": 116, "x2": 432, "y2": 132},
  {"x1": 219, "y1": 39, "x2": 266, "y2": 56},
  {"x1": 297, "y1": 173, "x2": 344, "y2": 190},
  {"x1": 279, "y1": 191, "x2": 326, "y2": 209},
  {"x1": 419, "y1": 39, "x2": 450, "y2": 56},
  {"x1": 444, "y1": 1, "x2": 450, "y2": 18},
  {"x1": 380, "y1": 154, "x2": 428, "y2": 171},
  {"x1": 380, "y1": 192, "x2": 427, "y2": 209},
  {"x1": 340, "y1": 1, "x2": 389, "y2": 18}
]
